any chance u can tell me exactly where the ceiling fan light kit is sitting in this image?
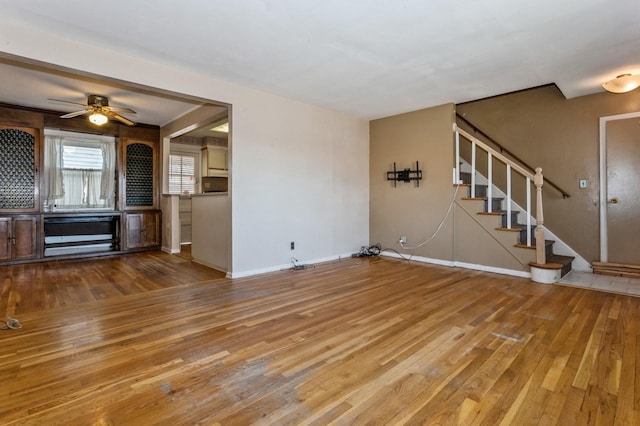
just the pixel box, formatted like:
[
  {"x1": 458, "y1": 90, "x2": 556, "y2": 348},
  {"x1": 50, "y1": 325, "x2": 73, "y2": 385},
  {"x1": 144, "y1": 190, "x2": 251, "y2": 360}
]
[
  {"x1": 89, "y1": 112, "x2": 108, "y2": 125},
  {"x1": 50, "y1": 94, "x2": 137, "y2": 126},
  {"x1": 602, "y1": 73, "x2": 640, "y2": 94}
]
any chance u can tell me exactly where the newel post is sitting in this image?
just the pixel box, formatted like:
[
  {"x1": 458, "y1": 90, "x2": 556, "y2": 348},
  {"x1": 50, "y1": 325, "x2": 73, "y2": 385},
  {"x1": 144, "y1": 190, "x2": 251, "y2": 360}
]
[{"x1": 534, "y1": 167, "x2": 546, "y2": 264}]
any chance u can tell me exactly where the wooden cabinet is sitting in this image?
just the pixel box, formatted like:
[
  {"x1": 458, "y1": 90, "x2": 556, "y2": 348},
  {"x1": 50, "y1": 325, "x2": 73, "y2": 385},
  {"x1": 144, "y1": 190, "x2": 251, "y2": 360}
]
[
  {"x1": 124, "y1": 211, "x2": 160, "y2": 249},
  {"x1": 120, "y1": 136, "x2": 161, "y2": 253},
  {"x1": 0, "y1": 126, "x2": 40, "y2": 213},
  {"x1": 0, "y1": 118, "x2": 40, "y2": 261},
  {"x1": 0, "y1": 216, "x2": 38, "y2": 261},
  {"x1": 0, "y1": 104, "x2": 165, "y2": 263},
  {"x1": 202, "y1": 146, "x2": 228, "y2": 177},
  {"x1": 121, "y1": 139, "x2": 158, "y2": 210}
]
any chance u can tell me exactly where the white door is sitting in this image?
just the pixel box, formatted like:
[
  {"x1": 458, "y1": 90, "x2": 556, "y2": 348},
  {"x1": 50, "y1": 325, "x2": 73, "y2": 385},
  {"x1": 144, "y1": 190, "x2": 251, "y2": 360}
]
[{"x1": 600, "y1": 112, "x2": 640, "y2": 264}]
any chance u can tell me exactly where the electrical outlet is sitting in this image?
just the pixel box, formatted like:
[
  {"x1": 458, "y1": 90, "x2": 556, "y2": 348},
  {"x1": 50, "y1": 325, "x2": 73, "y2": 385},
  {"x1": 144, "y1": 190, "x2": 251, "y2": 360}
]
[
  {"x1": 290, "y1": 241, "x2": 295, "y2": 250},
  {"x1": 399, "y1": 235, "x2": 407, "y2": 244}
]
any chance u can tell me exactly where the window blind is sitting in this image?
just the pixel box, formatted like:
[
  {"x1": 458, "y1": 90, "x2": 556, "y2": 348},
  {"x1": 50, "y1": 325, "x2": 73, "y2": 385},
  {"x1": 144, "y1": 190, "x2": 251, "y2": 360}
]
[{"x1": 169, "y1": 153, "x2": 196, "y2": 194}]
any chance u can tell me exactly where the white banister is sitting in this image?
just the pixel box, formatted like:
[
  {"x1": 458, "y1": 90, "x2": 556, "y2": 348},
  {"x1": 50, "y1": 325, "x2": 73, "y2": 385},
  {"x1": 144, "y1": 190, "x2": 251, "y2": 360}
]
[
  {"x1": 487, "y1": 152, "x2": 492, "y2": 213},
  {"x1": 471, "y1": 141, "x2": 476, "y2": 198},
  {"x1": 454, "y1": 124, "x2": 545, "y2": 265},
  {"x1": 455, "y1": 130, "x2": 460, "y2": 184},
  {"x1": 534, "y1": 167, "x2": 545, "y2": 264},
  {"x1": 506, "y1": 164, "x2": 512, "y2": 229},
  {"x1": 526, "y1": 177, "x2": 531, "y2": 246}
]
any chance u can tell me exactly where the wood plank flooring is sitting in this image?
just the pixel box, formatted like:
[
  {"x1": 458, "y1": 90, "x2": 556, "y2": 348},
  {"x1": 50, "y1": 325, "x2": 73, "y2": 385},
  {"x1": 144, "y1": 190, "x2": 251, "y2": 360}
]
[{"x1": 1, "y1": 253, "x2": 638, "y2": 424}]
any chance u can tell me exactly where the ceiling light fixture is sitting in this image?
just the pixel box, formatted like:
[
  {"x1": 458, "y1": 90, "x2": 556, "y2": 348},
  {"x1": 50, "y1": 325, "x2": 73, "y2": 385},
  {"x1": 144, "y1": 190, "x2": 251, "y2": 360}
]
[
  {"x1": 602, "y1": 73, "x2": 640, "y2": 94},
  {"x1": 89, "y1": 111, "x2": 108, "y2": 125}
]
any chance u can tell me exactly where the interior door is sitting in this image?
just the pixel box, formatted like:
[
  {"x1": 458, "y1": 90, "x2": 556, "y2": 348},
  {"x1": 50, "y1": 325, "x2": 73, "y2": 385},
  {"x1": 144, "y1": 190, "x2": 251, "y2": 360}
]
[{"x1": 606, "y1": 116, "x2": 640, "y2": 265}]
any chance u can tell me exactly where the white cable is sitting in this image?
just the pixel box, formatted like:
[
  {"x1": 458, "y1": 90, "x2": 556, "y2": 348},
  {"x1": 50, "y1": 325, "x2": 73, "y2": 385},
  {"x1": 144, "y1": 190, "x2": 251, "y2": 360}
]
[{"x1": 398, "y1": 185, "x2": 460, "y2": 250}]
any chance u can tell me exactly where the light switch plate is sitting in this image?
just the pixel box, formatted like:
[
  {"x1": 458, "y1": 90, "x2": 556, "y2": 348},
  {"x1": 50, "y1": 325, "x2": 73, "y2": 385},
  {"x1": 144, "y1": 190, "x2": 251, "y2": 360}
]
[{"x1": 579, "y1": 179, "x2": 587, "y2": 189}]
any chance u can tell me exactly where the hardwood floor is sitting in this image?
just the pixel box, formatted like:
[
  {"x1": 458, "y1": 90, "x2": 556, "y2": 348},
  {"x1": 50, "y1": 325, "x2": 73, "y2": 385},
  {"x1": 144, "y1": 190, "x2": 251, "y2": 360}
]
[{"x1": 1, "y1": 253, "x2": 638, "y2": 424}]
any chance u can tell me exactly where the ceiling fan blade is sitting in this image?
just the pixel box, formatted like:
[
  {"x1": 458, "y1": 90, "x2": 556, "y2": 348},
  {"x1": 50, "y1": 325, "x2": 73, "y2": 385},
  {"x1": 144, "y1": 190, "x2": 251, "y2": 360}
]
[
  {"x1": 48, "y1": 98, "x2": 88, "y2": 107},
  {"x1": 60, "y1": 109, "x2": 90, "y2": 119},
  {"x1": 105, "y1": 110, "x2": 136, "y2": 126},
  {"x1": 108, "y1": 106, "x2": 137, "y2": 115}
]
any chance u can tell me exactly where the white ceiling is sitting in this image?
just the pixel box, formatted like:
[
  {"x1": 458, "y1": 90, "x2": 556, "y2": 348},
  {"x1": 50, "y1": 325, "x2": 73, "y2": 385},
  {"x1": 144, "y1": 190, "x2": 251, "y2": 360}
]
[
  {"x1": 0, "y1": 0, "x2": 639, "y2": 121},
  {"x1": 0, "y1": 58, "x2": 208, "y2": 127}
]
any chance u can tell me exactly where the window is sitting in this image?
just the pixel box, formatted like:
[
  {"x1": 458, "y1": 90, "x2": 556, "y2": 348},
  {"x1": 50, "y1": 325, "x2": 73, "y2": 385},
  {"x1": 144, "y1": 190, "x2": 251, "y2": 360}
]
[
  {"x1": 169, "y1": 153, "x2": 197, "y2": 194},
  {"x1": 43, "y1": 129, "x2": 116, "y2": 211}
]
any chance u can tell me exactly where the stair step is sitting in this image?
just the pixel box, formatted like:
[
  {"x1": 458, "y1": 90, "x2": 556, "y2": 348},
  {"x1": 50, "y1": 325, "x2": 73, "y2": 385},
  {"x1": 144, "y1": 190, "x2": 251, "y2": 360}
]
[
  {"x1": 548, "y1": 254, "x2": 575, "y2": 277},
  {"x1": 477, "y1": 210, "x2": 519, "y2": 227},
  {"x1": 485, "y1": 198, "x2": 504, "y2": 212},
  {"x1": 460, "y1": 171, "x2": 472, "y2": 183},
  {"x1": 474, "y1": 185, "x2": 488, "y2": 198},
  {"x1": 514, "y1": 239, "x2": 555, "y2": 258},
  {"x1": 458, "y1": 175, "x2": 488, "y2": 197},
  {"x1": 514, "y1": 240, "x2": 555, "y2": 250},
  {"x1": 495, "y1": 227, "x2": 522, "y2": 232},
  {"x1": 592, "y1": 261, "x2": 640, "y2": 278}
]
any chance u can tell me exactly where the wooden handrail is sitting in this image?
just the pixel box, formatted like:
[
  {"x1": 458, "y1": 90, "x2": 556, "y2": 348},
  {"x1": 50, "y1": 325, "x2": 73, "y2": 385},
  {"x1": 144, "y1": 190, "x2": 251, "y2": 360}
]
[
  {"x1": 456, "y1": 127, "x2": 534, "y2": 179},
  {"x1": 456, "y1": 113, "x2": 570, "y2": 199}
]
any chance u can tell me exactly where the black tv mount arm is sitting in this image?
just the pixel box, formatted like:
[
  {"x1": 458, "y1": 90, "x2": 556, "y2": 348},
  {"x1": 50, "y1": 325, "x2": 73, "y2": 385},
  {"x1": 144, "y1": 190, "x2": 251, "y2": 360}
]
[{"x1": 386, "y1": 161, "x2": 423, "y2": 187}]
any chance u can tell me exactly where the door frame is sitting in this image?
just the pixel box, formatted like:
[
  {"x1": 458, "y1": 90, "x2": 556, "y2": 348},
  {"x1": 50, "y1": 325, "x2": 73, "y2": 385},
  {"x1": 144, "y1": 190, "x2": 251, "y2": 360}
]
[{"x1": 598, "y1": 111, "x2": 640, "y2": 262}]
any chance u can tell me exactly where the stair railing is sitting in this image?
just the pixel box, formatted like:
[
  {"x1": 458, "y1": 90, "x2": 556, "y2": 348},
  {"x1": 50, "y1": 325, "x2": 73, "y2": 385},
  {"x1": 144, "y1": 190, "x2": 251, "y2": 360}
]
[
  {"x1": 454, "y1": 124, "x2": 546, "y2": 265},
  {"x1": 456, "y1": 113, "x2": 570, "y2": 199}
]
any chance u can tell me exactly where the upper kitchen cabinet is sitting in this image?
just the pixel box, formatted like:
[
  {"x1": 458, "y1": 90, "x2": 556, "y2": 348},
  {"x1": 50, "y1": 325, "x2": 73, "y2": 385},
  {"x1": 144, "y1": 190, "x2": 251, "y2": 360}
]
[
  {"x1": 202, "y1": 146, "x2": 228, "y2": 177},
  {"x1": 120, "y1": 138, "x2": 159, "y2": 210}
]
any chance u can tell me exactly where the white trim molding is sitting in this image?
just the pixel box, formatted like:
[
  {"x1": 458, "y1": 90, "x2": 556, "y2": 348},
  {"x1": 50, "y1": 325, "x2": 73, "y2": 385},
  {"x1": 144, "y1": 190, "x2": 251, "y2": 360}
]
[
  {"x1": 381, "y1": 252, "x2": 531, "y2": 279},
  {"x1": 598, "y1": 111, "x2": 640, "y2": 262}
]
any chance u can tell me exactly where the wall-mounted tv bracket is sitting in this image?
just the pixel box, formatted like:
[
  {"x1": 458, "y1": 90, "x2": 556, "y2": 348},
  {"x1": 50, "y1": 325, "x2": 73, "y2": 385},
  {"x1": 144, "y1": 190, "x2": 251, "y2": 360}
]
[{"x1": 386, "y1": 161, "x2": 422, "y2": 187}]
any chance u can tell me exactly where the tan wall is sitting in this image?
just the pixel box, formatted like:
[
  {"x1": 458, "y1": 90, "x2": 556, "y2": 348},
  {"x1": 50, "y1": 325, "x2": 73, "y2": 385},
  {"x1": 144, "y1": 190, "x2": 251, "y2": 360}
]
[
  {"x1": 456, "y1": 85, "x2": 640, "y2": 263},
  {"x1": 370, "y1": 104, "x2": 456, "y2": 261},
  {"x1": 191, "y1": 193, "x2": 230, "y2": 273}
]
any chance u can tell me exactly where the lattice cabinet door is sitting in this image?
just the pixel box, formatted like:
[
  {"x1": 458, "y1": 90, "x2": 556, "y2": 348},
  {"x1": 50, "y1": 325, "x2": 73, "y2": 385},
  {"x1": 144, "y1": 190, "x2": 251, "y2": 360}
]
[
  {"x1": 121, "y1": 139, "x2": 158, "y2": 210},
  {"x1": 0, "y1": 126, "x2": 39, "y2": 212}
]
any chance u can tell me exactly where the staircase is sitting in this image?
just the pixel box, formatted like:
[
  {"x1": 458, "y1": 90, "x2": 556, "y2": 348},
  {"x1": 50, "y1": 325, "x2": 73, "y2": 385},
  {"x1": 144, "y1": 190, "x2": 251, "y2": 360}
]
[{"x1": 459, "y1": 171, "x2": 574, "y2": 278}]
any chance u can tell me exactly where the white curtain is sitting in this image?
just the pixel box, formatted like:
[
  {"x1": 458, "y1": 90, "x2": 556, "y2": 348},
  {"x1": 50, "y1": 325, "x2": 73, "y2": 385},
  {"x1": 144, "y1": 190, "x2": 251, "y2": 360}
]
[
  {"x1": 86, "y1": 170, "x2": 103, "y2": 206},
  {"x1": 100, "y1": 141, "x2": 115, "y2": 205},
  {"x1": 44, "y1": 135, "x2": 65, "y2": 206},
  {"x1": 43, "y1": 130, "x2": 116, "y2": 210},
  {"x1": 61, "y1": 169, "x2": 84, "y2": 207}
]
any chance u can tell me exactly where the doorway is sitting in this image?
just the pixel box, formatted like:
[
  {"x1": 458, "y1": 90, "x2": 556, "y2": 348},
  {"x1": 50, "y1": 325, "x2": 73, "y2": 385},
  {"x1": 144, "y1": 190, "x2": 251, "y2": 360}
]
[{"x1": 599, "y1": 111, "x2": 640, "y2": 264}]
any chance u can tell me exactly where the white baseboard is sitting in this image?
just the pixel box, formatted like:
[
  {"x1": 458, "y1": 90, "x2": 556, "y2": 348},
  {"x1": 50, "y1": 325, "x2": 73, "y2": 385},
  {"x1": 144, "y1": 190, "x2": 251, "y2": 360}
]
[
  {"x1": 381, "y1": 251, "x2": 531, "y2": 279},
  {"x1": 227, "y1": 252, "x2": 355, "y2": 279},
  {"x1": 225, "y1": 251, "x2": 531, "y2": 280},
  {"x1": 162, "y1": 246, "x2": 181, "y2": 254}
]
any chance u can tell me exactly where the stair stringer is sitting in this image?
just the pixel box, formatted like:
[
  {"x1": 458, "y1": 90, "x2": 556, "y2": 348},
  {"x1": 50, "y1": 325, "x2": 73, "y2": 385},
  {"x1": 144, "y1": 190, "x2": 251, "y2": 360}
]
[{"x1": 459, "y1": 160, "x2": 590, "y2": 272}]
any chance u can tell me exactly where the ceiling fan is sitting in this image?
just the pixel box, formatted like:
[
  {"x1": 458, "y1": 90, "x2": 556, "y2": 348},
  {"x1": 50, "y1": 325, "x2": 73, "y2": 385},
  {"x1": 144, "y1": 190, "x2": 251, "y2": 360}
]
[{"x1": 49, "y1": 94, "x2": 137, "y2": 126}]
